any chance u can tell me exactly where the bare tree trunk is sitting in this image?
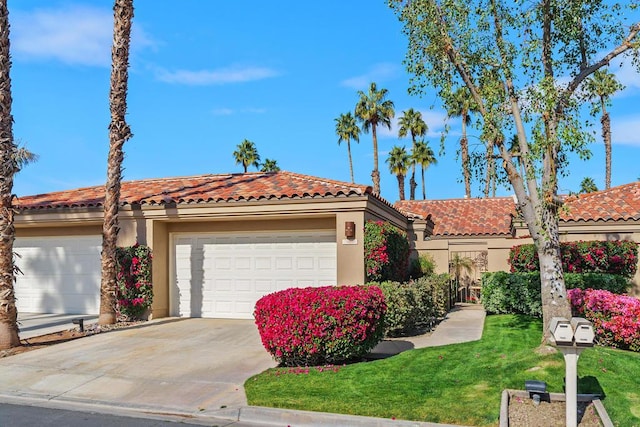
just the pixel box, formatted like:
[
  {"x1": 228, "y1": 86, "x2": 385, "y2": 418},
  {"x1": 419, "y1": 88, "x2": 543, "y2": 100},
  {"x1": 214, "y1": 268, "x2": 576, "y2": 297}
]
[
  {"x1": 371, "y1": 125, "x2": 381, "y2": 194},
  {"x1": 410, "y1": 136, "x2": 417, "y2": 200},
  {"x1": 602, "y1": 109, "x2": 611, "y2": 189},
  {"x1": 461, "y1": 113, "x2": 471, "y2": 198},
  {"x1": 0, "y1": 0, "x2": 19, "y2": 350},
  {"x1": 99, "y1": 0, "x2": 133, "y2": 325},
  {"x1": 421, "y1": 165, "x2": 426, "y2": 199}
]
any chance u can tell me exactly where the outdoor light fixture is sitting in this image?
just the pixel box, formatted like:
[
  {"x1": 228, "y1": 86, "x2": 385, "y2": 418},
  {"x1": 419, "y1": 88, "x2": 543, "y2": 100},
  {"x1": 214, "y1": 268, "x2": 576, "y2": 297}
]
[
  {"x1": 524, "y1": 380, "x2": 547, "y2": 406},
  {"x1": 72, "y1": 317, "x2": 84, "y2": 332},
  {"x1": 345, "y1": 221, "x2": 356, "y2": 239}
]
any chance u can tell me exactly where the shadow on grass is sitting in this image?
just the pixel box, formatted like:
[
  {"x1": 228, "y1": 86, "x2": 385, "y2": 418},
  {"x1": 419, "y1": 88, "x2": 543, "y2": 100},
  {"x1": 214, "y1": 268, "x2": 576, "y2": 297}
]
[{"x1": 578, "y1": 375, "x2": 606, "y2": 399}]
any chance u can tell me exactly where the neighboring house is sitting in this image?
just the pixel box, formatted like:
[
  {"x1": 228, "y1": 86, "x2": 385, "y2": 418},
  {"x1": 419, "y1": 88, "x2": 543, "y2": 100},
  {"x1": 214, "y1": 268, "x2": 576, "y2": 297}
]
[
  {"x1": 14, "y1": 172, "x2": 420, "y2": 319},
  {"x1": 398, "y1": 181, "x2": 640, "y2": 296}
]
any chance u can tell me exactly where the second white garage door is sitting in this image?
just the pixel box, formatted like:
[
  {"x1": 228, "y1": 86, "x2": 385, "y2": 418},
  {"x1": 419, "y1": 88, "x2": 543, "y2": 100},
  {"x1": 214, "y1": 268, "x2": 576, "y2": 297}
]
[{"x1": 172, "y1": 231, "x2": 337, "y2": 319}]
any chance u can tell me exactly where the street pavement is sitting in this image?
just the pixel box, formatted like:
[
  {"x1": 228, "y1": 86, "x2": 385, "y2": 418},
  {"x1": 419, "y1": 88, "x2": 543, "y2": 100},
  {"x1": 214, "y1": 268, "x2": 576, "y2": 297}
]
[{"x1": 2, "y1": 304, "x2": 486, "y2": 426}]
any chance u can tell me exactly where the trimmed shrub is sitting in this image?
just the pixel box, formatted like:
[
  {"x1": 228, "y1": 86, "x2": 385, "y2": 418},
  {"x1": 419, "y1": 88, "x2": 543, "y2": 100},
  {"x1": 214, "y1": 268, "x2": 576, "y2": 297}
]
[
  {"x1": 372, "y1": 274, "x2": 450, "y2": 337},
  {"x1": 116, "y1": 243, "x2": 153, "y2": 321},
  {"x1": 569, "y1": 288, "x2": 640, "y2": 352},
  {"x1": 364, "y1": 220, "x2": 410, "y2": 282},
  {"x1": 509, "y1": 240, "x2": 638, "y2": 277},
  {"x1": 254, "y1": 285, "x2": 386, "y2": 366},
  {"x1": 481, "y1": 272, "x2": 631, "y2": 317}
]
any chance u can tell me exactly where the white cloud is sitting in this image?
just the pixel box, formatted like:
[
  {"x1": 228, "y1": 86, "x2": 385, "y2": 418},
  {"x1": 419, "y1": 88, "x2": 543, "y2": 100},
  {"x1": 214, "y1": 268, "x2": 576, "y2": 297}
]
[
  {"x1": 12, "y1": 5, "x2": 155, "y2": 67},
  {"x1": 156, "y1": 66, "x2": 280, "y2": 85},
  {"x1": 611, "y1": 116, "x2": 640, "y2": 146},
  {"x1": 341, "y1": 63, "x2": 401, "y2": 90},
  {"x1": 379, "y1": 108, "x2": 449, "y2": 139}
]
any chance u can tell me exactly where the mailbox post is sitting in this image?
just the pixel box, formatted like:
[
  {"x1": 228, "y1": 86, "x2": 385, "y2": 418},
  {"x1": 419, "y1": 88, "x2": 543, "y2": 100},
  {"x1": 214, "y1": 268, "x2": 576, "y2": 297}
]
[{"x1": 548, "y1": 316, "x2": 595, "y2": 427}]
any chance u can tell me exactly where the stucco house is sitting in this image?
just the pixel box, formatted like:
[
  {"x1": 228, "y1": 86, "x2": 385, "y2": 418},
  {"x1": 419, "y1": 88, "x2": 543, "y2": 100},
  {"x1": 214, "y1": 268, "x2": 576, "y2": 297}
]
[
  {"x1": 13, "y1": 172, "x2": 638, "y2": 319},
  {"x1": 14, "y1": 171, "x2": 428, "y2": 319},
  {"x1": 398, "y1": 181, "x2": 640, "y2": 296}
]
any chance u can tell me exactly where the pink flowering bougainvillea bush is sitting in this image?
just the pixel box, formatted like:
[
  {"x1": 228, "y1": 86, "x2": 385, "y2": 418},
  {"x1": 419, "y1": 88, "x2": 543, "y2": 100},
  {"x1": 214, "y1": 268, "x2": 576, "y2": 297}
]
[
  {"x1": 254, "y1": 285, "x2": 387, "y2": 366},
  {"x1": 364, "y1": 220, "x2": 410, "y2": 283},
  {"x1": 509, "y1": 240, "x2": 638, "y2": 277},
  {"x1": 116, "y1": 243, "x2": 153, "y2": 321},
  {"x1": 568, "y1": 288, "x2": 640, "y2": 352}
]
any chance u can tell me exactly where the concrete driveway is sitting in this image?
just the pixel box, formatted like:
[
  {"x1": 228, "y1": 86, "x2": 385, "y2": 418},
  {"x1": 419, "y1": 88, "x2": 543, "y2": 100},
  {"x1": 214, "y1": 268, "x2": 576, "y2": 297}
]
[{"x1": 0, "y1": 318, "x2": 276, "y2": 419}]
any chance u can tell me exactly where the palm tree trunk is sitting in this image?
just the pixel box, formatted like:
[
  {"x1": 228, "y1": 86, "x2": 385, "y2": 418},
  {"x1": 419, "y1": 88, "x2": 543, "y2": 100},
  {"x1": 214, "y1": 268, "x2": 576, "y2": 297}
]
[
  {"x1": 421, "y1": 165, "x2": 426, "y2": 199},
  {"x1": 409, "y1": 136, "x2": 417, "y2": 200},
  {"x1": 0, "y1": 1, "x2": 19, "y2": 349},
  {"x1": 99, "y1": 0, "x2": 134, "y2": 325},
  {"x1": 371, "y1": 125, "x2": 381, "y2": 194},
  {"x1": 397, "y1": 174, "x2": 405, "y2": 201},
  {"x1": 347, "y1": 141, "x2": 354, "y2": 183},
  {"x1": 602, "y1": 106, "x2": 611, "y2": 189}
]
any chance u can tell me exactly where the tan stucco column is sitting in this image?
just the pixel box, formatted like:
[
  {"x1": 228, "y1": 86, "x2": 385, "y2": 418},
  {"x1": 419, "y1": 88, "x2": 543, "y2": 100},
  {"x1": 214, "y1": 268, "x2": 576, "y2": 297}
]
[
  {"x1": 336, "y1": 213, "x2": 365, "y2": 285},
  {"x1": 149, "y1": 220, "x2": 170, "y2": 318}
]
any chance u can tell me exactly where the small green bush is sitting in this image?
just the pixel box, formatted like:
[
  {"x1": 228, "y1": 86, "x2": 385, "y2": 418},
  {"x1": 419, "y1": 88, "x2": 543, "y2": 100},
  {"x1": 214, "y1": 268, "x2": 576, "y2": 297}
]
[
  {"x1": 482, "y1": 272, "x2": 632, "y2": 317},
  {"x1": 372, "y1": 274, "x2": 450, "y2": 337},
  {"x1": 409, "y1": 253, "x2": 436, "y2": 279}
]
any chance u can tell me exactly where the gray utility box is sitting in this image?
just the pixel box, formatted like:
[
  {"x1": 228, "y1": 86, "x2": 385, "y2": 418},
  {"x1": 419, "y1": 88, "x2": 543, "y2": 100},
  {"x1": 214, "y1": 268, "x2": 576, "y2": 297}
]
[
  {"x1": 571, "y1": 317, "x2": 595, "y2": 346},
  {"x1": 549, "y1": 317, "x2": 574, "y2": 345}
]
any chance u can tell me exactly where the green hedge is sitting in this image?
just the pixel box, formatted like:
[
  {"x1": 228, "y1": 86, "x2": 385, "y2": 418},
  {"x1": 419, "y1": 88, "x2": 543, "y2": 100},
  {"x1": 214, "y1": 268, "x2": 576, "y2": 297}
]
[
  {"x1": 364, "y1": 220, "x2": 410, "y2": 282},
  {"x1": 482, "y1": 272, "x2": 632, "y2": 317},
  {"x1": 371, "y1": 274, "x2": 450, "y2": 337}
]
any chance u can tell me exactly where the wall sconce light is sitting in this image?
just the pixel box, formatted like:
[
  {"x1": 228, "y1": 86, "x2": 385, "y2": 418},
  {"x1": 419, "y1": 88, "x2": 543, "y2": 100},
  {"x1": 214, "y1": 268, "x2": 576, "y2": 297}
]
[{"x1": 345, "y1": 221, "x2": 356, "y2": 239}]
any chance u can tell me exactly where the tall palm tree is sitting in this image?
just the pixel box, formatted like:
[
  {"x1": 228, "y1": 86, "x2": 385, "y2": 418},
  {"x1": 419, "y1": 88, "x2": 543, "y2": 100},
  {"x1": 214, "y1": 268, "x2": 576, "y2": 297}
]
[
  {"x1": 0, "y1": 0, "x2": 20, "y2": 349},
  {"x1": 233, "y1": 139, "x2": 260, "y2": 173},
  {"x1": 355, "y1": 82, "x2": 395, "y2": 194},
  {"x1": 579, "y1": 177, "x2": 598, "y2": 194},
  {"x1": 398, "y1": 108, "x2": 427, "y2": 200},
  {"x1": 99, "y1": 0, "x2": 134, "y2": 325},
  {"x1": 412, "y1": 140, "x2": 437, "y2": 199},
  {"x1": 260, "y1": 158, "x2": 280, "y2": 172},
  {"x1": 445, "y1": 87, "x2": 477, "y2": 198},
  {"x1": 386, "y1": 146, "x2": 410, "y2": 201},
  {"x1": 584, "y1": 69, "x2": 624, "y2": 189},
  {"x1": 334, "y1": 112, "x2": 360, "y2": 183}
]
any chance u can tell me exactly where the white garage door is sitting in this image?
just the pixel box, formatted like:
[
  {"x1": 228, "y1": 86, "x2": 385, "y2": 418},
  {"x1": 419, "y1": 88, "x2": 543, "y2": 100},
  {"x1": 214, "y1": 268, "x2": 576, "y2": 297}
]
[
  {"x1": 172, "y1": 231, "x2": 337, "y2": 319},
  {"x1": 14, "y1": 236, "x2": 102, "y2": 314}
]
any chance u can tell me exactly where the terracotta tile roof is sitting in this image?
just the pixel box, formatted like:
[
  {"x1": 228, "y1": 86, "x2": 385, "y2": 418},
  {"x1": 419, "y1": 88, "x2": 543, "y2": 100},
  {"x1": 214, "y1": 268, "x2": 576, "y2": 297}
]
[
  {"x1": 560, "y1": 181, "x2": 640, "y2": 222},
  {"x1": 396, "y1": 197, "x2": 516, "y2": 237},
  {"x1": 396, "y1": 182, "x2": 640, "y2": 237},
  {"x1": 15, "y1": 172, "x2": 376, "y2": 210}
]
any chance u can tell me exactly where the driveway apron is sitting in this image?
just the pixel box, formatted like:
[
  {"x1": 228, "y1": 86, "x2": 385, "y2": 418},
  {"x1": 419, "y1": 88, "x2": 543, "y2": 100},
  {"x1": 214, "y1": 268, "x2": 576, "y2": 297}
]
[{"x1": 0, "y1": 318, "x2": 275, "y2": 416}]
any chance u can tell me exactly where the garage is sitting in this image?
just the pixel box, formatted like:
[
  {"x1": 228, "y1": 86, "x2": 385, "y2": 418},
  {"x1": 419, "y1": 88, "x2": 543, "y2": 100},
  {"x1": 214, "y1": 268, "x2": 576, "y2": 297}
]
[
  {"x1": 13, "y1": 236, "x2": 102, "y2": 314},
  {"x1": 172, "y1": 230, "x2": 337, "y2": 319}
]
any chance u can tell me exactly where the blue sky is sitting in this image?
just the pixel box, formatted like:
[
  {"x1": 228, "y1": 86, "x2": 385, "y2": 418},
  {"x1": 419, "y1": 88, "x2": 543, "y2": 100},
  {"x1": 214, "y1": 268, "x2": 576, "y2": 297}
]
[{"x1": 8, "y1": 1, "x2": 640, "y2": 203}]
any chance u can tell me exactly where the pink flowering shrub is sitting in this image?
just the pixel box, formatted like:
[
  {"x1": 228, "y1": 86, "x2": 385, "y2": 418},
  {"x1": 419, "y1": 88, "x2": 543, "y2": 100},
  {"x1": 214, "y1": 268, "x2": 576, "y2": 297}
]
[
  {"x1": 510, "y1": 240, "x2": 638, "y2": 277},
  {"x1": 254, "y1": 285, "x2": 387, "y2": 366},
  {"x1": 364, "y1": 220, "x2": 410, "y2": 282},
  {"x1": 116, "y1": 244, "x2": 153, "y2": 321},
  {"x1": 568, "y1": 288, "x2": 640, "y2": 352}
]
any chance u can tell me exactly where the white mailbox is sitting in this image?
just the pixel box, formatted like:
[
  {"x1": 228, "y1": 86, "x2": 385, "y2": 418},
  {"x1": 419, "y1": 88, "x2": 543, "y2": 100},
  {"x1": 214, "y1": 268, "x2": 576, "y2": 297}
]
[
  {"x1": 571, "y1": 317, "x2": 595, "y2": 346},
  {"x1": 549, "y1": 317, "x2": 574, "y2": 345}
]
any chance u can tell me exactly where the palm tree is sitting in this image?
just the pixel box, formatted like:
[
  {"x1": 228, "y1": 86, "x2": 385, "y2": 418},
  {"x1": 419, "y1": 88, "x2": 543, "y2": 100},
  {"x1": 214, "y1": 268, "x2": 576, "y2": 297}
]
[
  {"x1": 14, "y1": 144, "x2": 38, "y2": 172},
  {"x1": 334, "y1": 112, "x2": 360, "y2": 183},
  {"x1": 99, "y1": 0, "x2": 134, "y2": 326},
  {"x1": 584, "y1": 69, "x2": 624, "y2": 189},
  {"x1": 0, "y1": 0, "x2": 20, "y2": 349},
  {"x1": 445, "y1": 87, "x2": 477, "y2": 198},
  {"x1": 260, "y1": 158, "x2": 280, "y2": 172},
  {"x1": 233, "y1": 139, "x2": 260, "y2": 173},
  {"x1": 412, "y1": 140, "x2": 437, "y2": 199},
  {"x1": 355, "y1": 82, "x2": 395, "y2": 194},
  {"x1": 579, "y1": 177, "x2": 598, "y2": 194},
  {"x1": 449, "y1": 253, "x2": 475, "y2": 301},
  {"x1": 398, "y1": 108, "x2": 428, "y2": 200},
  {"x1": 386, "y1": 146, "x2": 410, "y2": 201}
]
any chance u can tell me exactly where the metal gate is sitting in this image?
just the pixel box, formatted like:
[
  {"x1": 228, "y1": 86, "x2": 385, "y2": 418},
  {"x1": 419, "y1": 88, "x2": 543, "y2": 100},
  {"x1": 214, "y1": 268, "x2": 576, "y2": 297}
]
[{"x1": 449, "y1": 250, "x2": 488, "y2": 303}]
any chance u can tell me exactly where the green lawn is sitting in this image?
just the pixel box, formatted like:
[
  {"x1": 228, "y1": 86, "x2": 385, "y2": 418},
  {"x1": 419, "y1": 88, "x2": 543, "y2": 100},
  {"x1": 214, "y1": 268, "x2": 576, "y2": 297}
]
[{"x1": 245, "y1": 314, "x2": 640, "y2": 427}]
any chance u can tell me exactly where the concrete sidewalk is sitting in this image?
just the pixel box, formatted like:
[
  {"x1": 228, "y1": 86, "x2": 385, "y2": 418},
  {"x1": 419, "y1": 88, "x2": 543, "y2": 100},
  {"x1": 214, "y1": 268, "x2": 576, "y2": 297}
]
[{"x1": 369, "y1": 303, "x2": 486, "y2": 358}]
